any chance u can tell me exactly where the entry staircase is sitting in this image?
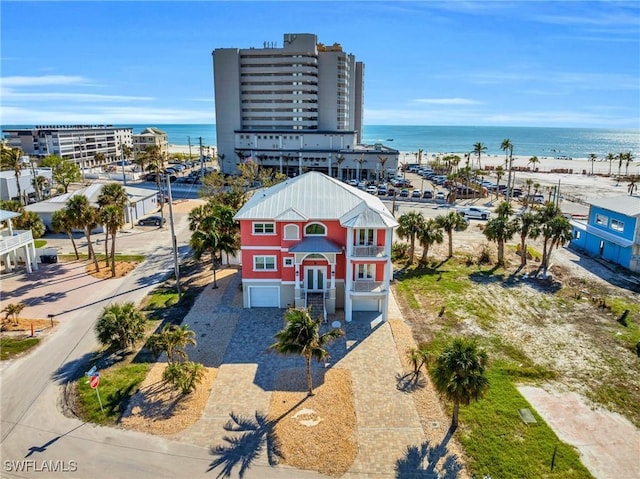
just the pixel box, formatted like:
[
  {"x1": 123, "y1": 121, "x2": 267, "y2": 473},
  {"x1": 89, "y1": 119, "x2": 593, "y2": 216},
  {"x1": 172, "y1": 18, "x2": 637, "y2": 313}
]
[{"x1": 306, "y1": 292, "x2": 327, "y2": 323}]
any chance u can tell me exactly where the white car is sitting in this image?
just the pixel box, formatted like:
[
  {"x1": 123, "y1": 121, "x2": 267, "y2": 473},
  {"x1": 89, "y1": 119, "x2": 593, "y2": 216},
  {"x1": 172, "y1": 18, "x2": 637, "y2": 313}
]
[
  {"x1": 457, "y1": 207, "x2": 491, "y2": 220},
  {"x1": 366, "y1": 185, "x2": 378, "y2": 194}
]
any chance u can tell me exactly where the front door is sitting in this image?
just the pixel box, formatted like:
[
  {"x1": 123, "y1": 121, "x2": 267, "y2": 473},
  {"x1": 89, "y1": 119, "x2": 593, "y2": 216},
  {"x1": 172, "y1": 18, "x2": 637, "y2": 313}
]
[{"x1": 305, "y1": 266, "x2": 325, "y2": 292}]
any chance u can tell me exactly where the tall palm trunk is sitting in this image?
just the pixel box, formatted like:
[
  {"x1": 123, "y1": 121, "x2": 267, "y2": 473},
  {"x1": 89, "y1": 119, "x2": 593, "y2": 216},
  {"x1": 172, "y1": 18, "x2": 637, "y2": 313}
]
[
  {"x1": 421, "y1": 244, "x2": 430, "y2": 263},
  {"x1": 305, "y1": 353, "x2": 314, "y2": 396},
  {"x1": 65, "y1": 232, "x2": 80, "y2": 260},
  {"x1": 452, "y1": 401, "x2": 460, "y2": 429},
  {"x1": 497, "y1": 240, "x2": 505, "y2": 265},
  {"x1": 104, "y1": 230, "x2": 110, "y2": 269},
  {"x1": 110, "y1": 227, "x2": 117, "y2": 277},
  {"x1": 86, "y1": 229, "x2": 99, "y2": 272},
  {"x1": 447, "y1": 230, "x2": 454, "y2": 258},
  {"x1": 520, "y1": 236, "x2": 528, "y2": 267}
]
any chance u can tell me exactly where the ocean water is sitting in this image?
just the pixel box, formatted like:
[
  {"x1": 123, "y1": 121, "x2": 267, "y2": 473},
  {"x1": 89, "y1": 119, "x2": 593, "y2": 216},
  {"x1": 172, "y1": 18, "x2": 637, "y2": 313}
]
[{"x1": 2, "y1": 123, "x2": 638, "y2": 160}]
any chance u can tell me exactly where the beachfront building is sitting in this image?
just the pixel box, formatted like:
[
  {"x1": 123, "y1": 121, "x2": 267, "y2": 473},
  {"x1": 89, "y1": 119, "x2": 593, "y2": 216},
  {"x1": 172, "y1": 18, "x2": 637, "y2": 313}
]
[
  {"x1": 132, "y1": 127, "x2": 169, "y2": 158},
  {"x1": 570, "y1": 195, "x2": 640, "y2": 273},
  {"x1": 212, "y1": 33, "x2": 398, "y2": 179},
  {"x1": 0, "y1": 169, "x2": 53, "y2": 203},
  {"x1": 234, "y1": 171, "x2": 398, "y2": 322},
  {"x1": 1, "y1": 125, "x2": 133, "y2": 169}
]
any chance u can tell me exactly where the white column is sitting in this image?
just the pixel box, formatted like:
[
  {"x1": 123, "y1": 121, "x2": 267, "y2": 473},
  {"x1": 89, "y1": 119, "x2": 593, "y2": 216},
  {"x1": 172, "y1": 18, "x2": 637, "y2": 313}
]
[
  {"x1": 30, "y1": 242, "x2": 38, "y2": 271},
  {"x1": 345, "y1": 228, "x2": 354, "y2": 322},
  {"x1": 330, "y1": 263, "x2": 336, "y2": 289},
  {"x1": 24, "y1": 245, "x2": 32, "y2": 273},
  {"x1": 385, "y1": 228, "x2": 393, "y2": 287}
]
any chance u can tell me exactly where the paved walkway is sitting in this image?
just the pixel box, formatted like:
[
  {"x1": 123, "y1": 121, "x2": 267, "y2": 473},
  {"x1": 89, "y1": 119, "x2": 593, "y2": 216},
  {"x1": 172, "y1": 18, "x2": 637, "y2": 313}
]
[{"x1": 170, "y1": 269, "x2": 429, "y2": 477}]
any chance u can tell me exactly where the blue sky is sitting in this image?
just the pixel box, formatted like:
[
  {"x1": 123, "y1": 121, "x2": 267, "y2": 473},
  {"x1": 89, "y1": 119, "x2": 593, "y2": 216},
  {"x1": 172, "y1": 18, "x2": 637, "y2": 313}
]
[{"x1": 1, "y1": 1, "x2": 639, "y2": 128}]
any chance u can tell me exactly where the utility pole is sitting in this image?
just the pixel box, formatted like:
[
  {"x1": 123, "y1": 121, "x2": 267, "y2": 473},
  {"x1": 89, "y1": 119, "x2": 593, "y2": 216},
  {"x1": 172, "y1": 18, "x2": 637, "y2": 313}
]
[
  {"x1": 166, "y1": 174, "x2": 181, "y2": 297},
  {"x1": 188, "y1": 136, "x2": 192, "y2": 161},
  {"x1": 199, "y1": 137, "x2": 204, "y2": 178}
]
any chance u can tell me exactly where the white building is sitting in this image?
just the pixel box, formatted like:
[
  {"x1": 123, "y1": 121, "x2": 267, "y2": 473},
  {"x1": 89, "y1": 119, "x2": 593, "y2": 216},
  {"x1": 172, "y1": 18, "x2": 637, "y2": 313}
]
[
  {"x1": 0, "y1": 169, "x2": 53, "y2": 202},
  {"x1": 2, "y1": 125, "x2": 133, "y2": 169},
  {"x1": 25, "y1": 184, "x2": 160, "y2": 231},
  {"x1": 213, "y1": 33, "x2": 398, "y2": 178},
  {"x1": 0, "y1": 210, "x2": 38, "y2": 273}
]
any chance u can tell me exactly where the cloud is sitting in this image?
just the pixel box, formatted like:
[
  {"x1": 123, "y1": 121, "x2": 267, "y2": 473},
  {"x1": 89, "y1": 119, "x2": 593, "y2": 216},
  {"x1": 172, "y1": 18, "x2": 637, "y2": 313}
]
[
  {"x1": 1, "y1": 75, "x2": 89, "y2": 87},
  {"x1": 414, "y1": 98, "x2": 483, "y2": 106},
  {"x1": 1, "y1": 90, "x2": 154, "y2": 102}
]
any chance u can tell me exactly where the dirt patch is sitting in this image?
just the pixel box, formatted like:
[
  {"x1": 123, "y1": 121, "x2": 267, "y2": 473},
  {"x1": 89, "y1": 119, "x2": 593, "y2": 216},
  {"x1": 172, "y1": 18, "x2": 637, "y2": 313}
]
[
  {"x1": 119, "y1": 361, "x2": 217, "y2": 435},
  {"x1": 269, "y1": 368, "x2": 357, "y2": 477},
  {"x1": 86, "y1": 260, "x2": 139, "y2": 279},
  {"x1": 1, "y1": 317, "x2": 57, "y2": 333}
]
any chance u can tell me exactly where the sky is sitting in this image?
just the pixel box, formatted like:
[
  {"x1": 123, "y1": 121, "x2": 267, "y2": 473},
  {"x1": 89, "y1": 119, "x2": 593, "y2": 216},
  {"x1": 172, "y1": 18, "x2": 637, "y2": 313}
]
[{"x1": 1, "y1": 1, "x2": 639, "y2": 128}]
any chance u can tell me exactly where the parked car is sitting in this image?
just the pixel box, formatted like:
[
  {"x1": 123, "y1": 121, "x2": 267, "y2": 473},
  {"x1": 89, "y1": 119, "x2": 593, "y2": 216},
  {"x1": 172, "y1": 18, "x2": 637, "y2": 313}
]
[
  {"x1": 399, "y1": 189, "x2": 410, "y2": 198},
  {"x1": 422, "y1": 190, "x2": 433, "y2": 199},
  {"x1": 456, "y1": 207, "x2": 491, "y2": 220},
  {"x1": 435, "y1": 191, "x2": 446, "y2": 201},
  {"x1": 366, "y1": 185, "x2": 378, "y2": 194},
  {"x1": 411, "y1": 189, "x2": 422, "y2": 198},
  {"x1": 138, "y1": 215, "x2": 166, "y2": 227},
  {"x1": 347, "y1": 179, "x2": 358, "y2": 186}
]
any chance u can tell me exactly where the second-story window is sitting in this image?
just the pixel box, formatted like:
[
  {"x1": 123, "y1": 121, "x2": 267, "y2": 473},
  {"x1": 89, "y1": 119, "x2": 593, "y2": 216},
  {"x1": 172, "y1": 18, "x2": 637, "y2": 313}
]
[
  {"x1": 610, "y1": 219, "x2": 624, "y2": 232},
  {"x1": 253, "y1": 222, "x2": 275, "y2": 235},
  {"x1": 357, "y1": 228, "x2": 374, "y2": 245},
  {"x1": 305, "y1": 223, "x2": 326, "y2": 236},
  {"x1": 356, "y1": 264, "x2": 375, "y2": 280},
  {"x1": 595, "y1": 214, "x2": 608, "y2": 226},
  {"x1": 284, "y1": 224, "x2": 299, "y2": 240}
]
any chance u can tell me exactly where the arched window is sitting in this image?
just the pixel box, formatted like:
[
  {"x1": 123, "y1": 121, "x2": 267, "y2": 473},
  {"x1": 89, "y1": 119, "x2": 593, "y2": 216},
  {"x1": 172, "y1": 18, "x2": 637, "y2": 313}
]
[
  {"x1": 284, "y1": 224, "x2": 299, "y2": 240},
  {"x1": 305, "y1": 223, "x2": 326, "y2": 236}
]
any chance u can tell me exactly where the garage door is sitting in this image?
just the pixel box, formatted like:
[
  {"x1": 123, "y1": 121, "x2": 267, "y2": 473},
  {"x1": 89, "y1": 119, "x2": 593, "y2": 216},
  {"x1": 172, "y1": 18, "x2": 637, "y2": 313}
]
[
  {"x1": 352, "y1": 298, "x2": 379, "y2": 312},
  {"x1": 249, "y1": 286, "x2": 279, "y2": 307}
]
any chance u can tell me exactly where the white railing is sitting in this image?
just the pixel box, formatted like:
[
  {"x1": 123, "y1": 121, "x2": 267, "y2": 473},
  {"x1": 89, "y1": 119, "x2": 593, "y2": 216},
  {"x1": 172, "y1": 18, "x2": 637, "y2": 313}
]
[
  {"x1": 322, "y1": 290, "x2": 327, "y2": 324},
  {"x1": 352, "y1": 280, "x2": 385, "y2": 292},
  {"x1": 352, "y1": 245, "x2": 385, "y2": 257},
  {"x1": 0, "y1": 230, "x2": 33, "y2": 255}
]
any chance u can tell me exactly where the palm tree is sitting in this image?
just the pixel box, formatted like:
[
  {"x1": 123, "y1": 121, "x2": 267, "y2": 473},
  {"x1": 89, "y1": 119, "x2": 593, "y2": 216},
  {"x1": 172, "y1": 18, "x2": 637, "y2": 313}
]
[
  {"x1": 2, "y1": 302, "x2": 26, "y2": 326},
  {"x1": 334, "y1": 154, "x2": 345, "y2": 180},
  {"x1": 148, "y1": 324, "x2": 197, "y2": 363},
  {"x1": 417, "y1": 218, "x2": 444, "y2": 263},
  {"x1": 98, "y1": 183, "x2": 128, "y2": 274},
  {"x1": 472, "y1": 142, "x2": 487, "y2": 170},
  {"x1": 377, "y1": 156, "x2": 388, "y2": 182},
  {"x1": 494, "y1": 166, "x2": 505, "y2": 201},
  {"x1": 217, "y1": 153, "x2": 226, "y2": 173},
  {"x1": 94, "y1": 151, "x2": 106, "y2": 167},
  {"x1": 588, "y1": 153, "x2": 597, "y2": 175},
  {"x1": 417, "y1": 148, "x2": 424, "y2": 165},
  {"x1": 528, "y1": 155, "x2": 540, "y2": 172},
  {"x1": 483, "y1": 202, "x2": 518, "y2": 266},
  {"x1": 431, "y1": 338, "x2": 489, "y2": 429},
  {"x1": 501, "y1": 139, "x2": 514, "y2": 202},
  {"x1": 268, "y1": 307, "x2": 344, "y2": 396},
  {"x1": 606, "y1": 152, "x2": 615, "y2": 176},
  {"x1": 1, "y1": 145, "x2": 25, "y2": 204},
  {"x1": 536, "y1": 203, "x2": 573, "y2": 277},
  {"x1": 355, "y1": 155, "x2": 367, "y2": 181},
  {"x1": 617, "y1": 152, "x2": 624, "y2": 177},
  {"x1": 95, "y1": 302, "x2": 147, "y2": 351},
  {"x1": 51, "y1": 209, "x2": 80, "y2": 259},
  {"x1": 524, "y1": 179, "x2": 534, "y2": 209},
  {"x1": 397, "y1": 211, "x2": 425, "y2": 264},
  {"x1": 435, "y1": 211, "x2": 468, "y2": 258},
  {"x1": 66, "y1": 195, "x2": 100, "y2": 272},
  {"x1": 516, "y1": 211, "x2": 540, "y2": 267},
  {"x1": 624, "y1": 152, "x2": 634, "y2": 176}
]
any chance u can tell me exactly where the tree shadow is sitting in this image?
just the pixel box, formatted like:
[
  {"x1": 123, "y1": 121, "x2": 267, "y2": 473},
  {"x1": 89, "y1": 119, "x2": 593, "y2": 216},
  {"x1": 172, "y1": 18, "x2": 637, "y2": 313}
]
[
  {"x1": 207, "y1": 411, "x2": 283, "y2": 478},
  {"x1": 51, "y1": 352, "x2": 97, "y2": 384},
  {"x1": 395, "y1": 427, "x2": 463, "y2": 479},
  {"x1": 396, "y1": 371, "x2": 427, "y2": 393},
  {"x1": 208, "y1": 397, "x2": 308, "y2": 478}
]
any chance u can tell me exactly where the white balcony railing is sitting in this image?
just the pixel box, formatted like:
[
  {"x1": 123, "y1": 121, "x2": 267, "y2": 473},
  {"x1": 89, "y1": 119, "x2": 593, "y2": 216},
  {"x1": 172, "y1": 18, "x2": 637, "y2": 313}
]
[
  {"x1": 0, "y1": 230, "x2": 34, "y2": 255},
  {"x1": 352, "y1": 245, "x2": 385, "y2": 257},
  {"x1": 351, "y1": 280, "x2": 385, "y2": 292}
]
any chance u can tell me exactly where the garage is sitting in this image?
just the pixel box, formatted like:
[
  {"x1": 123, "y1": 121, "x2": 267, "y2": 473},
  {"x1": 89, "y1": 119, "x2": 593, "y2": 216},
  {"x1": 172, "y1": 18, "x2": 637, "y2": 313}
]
[
  {"x1": 352, "y1": 298, "x2": 380, "y2": 312},
  {"x1": 249, "y1": 286, "x2": 280, "y2": 307}
]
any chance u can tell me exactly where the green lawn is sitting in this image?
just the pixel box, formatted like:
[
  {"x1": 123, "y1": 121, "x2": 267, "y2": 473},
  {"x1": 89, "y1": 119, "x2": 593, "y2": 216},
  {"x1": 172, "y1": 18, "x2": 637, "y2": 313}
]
[
  {"x1": 0, "y1": 337, "x2": 40, "y2": 360},
  {"x1": 458, "y1": 367, "x2": 593, "y2": 479},
  {"x1": 76, "y1": 363, "x2": 149, "y2": 424},
  {"x1": 58, "y1": 253, "x2": 145, "y2": 262},
  {"x1": 34, "y1": 239, "x2": 47, "y2": 248}
]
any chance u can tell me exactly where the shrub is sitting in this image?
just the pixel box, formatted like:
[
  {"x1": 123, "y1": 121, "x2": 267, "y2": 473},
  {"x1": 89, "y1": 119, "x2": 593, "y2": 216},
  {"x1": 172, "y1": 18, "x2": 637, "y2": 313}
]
[
  {"x1": 392, "y1": 241, "x2": 409, "y2": 261},
  {"x1": 162, "y1": 361, "x2": 205, "y2": 395}
]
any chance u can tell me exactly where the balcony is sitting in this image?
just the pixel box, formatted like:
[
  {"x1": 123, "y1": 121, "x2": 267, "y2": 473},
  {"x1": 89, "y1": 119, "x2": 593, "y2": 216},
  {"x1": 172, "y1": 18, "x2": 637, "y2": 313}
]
[
  {"x1": 351, "y1": 280, "x2": 385, "y2": 293},
  {"x1": 352, "y1": 245, "x2": 385, "y2": 257},
  {"x1": 0, "y1": 230, "x2": 34, "y2": 255}
]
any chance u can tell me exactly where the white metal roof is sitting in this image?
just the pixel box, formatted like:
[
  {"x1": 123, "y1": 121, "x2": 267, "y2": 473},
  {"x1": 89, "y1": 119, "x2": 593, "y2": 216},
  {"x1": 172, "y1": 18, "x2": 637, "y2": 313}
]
[
  {"x1": 0, "y1": 210, "x2": 21, "y2": 222},
  {"x1": 234, "y1": 172, "x2": 398, "y2": 228},
  {"x1": 588, "y1": 195, "x2": 640, "y2": 217}
]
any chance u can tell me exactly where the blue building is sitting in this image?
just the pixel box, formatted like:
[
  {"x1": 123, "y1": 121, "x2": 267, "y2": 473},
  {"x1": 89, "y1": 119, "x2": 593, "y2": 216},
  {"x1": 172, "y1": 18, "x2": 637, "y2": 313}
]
[{"x1": 570, "y1": 195, "x2": 640, "y2": 273}]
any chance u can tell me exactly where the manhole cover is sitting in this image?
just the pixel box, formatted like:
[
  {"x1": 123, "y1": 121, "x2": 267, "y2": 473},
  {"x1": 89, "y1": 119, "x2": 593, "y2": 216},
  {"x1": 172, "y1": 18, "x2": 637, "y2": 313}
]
[{"x1": 430, "y1": 421, "x2": 440, "y2": 429}]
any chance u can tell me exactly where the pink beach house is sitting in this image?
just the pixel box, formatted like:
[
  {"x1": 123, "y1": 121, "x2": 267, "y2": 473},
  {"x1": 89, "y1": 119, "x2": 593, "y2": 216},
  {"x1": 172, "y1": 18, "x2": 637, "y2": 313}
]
[{"x1": 233, "y1": 171, "x2": 398, "y2": 322}]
